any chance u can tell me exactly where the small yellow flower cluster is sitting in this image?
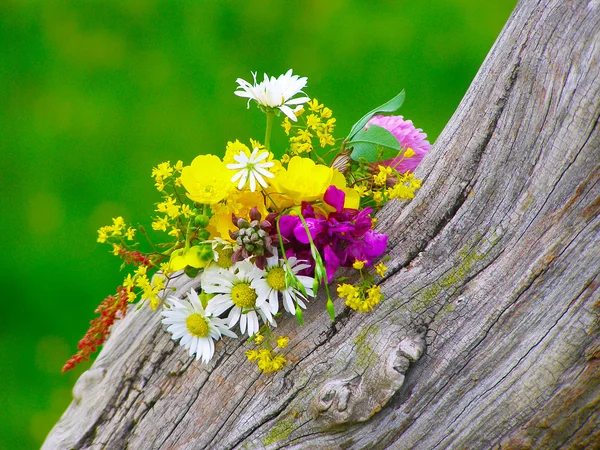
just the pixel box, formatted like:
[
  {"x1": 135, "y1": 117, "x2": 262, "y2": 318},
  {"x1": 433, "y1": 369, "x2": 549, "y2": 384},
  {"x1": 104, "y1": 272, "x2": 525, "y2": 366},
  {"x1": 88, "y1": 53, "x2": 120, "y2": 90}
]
[
  {"x1": 282, "y1": 98, "x2": 337, "y2": 155},
  {"x1": 246, "y1": 348, "x2": 287, "y2": 373},
  {"x1": 375, "y1": 262, "x2": 388, "y2": 277},
  {"x1": 352, "y1": 259, "x2": 367, "y2": 270},
  {"x1": 152, "y1": 195, "x2": 193, "y2": 237},
  {"x1": 124, "y1": 265, "x2": 167, "y2": 310},
  {"x1": 337, "y1": 283, "x2": 383, "y2": 313},
  {"x1": 152, "y1": 160, "x2": 183, "y2": 192},
  {"x1": 353, "y1": 158, "x2": 423, "y2": 207},
  {"x1": 97, "y1": 216, "x2": 136, "y2": 244},
  {"x1": 374, "y1": 165, "x2": 393, "y2": 186},
  {"x1": 387, "y1": 172, "x2": 422, "y2": 201}
]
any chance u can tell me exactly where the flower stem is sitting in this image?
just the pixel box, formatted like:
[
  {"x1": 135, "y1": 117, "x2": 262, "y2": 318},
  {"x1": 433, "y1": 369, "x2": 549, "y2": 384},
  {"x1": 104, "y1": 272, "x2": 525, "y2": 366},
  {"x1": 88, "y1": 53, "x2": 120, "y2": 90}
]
[{"x1": 264, "y1": 110, "x2": 275, "y2": 150}]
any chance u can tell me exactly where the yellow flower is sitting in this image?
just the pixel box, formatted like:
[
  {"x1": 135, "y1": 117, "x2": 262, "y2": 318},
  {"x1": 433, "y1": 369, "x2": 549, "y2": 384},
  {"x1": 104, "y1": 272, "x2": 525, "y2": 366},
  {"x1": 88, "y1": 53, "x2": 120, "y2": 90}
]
[
  {"x1": 249, "y1": 139, "x2": 264, "y2": 150},
  {"x1": 404, "y1": 148, "x2": 416, "y2": 158},
  {"x1": 152, "y1": 161, "x2": 173, "y2": 181},
  {"x1": 387, "y1": 182, "x2": 414, "y2": 200},
  {"x1": 180, "y1": 155, "x2": 233, "y2": 205},
  {"x1": 125, "y1": 227, "x2": 136, "y2": 240},
  {"x1": 254, "y1": 333, "x2": 264, "y2": 344},
  {"x1": 331, "y1": 170, "x2": 360, "y2": 210},
  {"x1": 282, "y1": 117, "x2": 292, "y2": 135},
  {"x1": 180, "y1": 204, "x2": 193, "y2": 218},
  {"x1": 135, "y1": 273, "x2": 150, "y2": 289},
  {"x1": 373, "y1": 191, "x2": 384, "y2": 204},
  {"x1": 97, "y1": 226, "x2": 110, "y2": 243},
  {"x1": 169, "y1": 244, "x2": 213, "y2": 271},
  {"x1": 127, "y1": 290, "x2": 137, "y2": 302},
  {"x1": 306, "y1": 113, "x2": 321, "y2": 130},
  {"x1": 295, "y1": 128, "x2": 313, "y2": 143},
  {"x1": 246, "y1": 349, "x2": 259, "y2": 361},
  {"x1": 123, "y1": 274, "x2": 135, "y2": 290},
  {"x1": 337, "y1": 283, "x2": 359, "y2": 300},
  {"x1": 375, "y1": 262, "x2": 388, "y2": 277},
  {"x1": 112, "y1": 216, "x2": 125, "y2": 233},
  {"x1": 207, "y1": 189, "x2": 268, "y2": 240},
  {"x1": 320, "y1": 107, "x2": 333, "y2": 118},
  {"x1": 156, "y1": 196, "x2": 180, "y2": 219},
  {"x1": 276, "y1": 336, "x2": 289, "y2": 349},
  {"x1": 224, "y1": 140, "x2": 252, "y2": 166},
  {"x1": 307, "y1": 98, "x2": 323, "y2": 112},
  {"x1": 317, "y1": 130, "x2": 336, "y2": 148},
  {"x1": 255, "y1": 349, "x2": 286, "y2": 373},
  {"x1": 271, "y1": 156, "x2": 335, "y2": 206},
  {"x1": 365, "y1": 285, "x2": 383, "y2": 311},
  {"x1": 174, "y1": 160, "x2": 184, "y2": 172},
  {"x1": 112, "y1": 244, "x2": 122, "y2": 256},
  {"x1": 353, "y1": 184, "x2": 370, "y2": 198},
  {"x1": 374, "y1": 165, "x2": 393, "y2": 186},
  {"x1": 352, "y1": 260, "x2": 366, "y2": 270},
  {"x1": 152, "y1": 215, "x2": 169, "y2": 232},
  {"x1": 159, "y1": 262, "x2": 173, "y2": 276}
]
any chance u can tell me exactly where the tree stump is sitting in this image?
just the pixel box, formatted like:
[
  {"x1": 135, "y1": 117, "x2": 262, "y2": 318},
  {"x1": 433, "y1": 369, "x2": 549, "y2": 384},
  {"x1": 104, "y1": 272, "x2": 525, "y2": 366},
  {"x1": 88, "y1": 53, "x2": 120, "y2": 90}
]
[{"x1": 44, "y1": 0, "x2": 600, "y2": 448}]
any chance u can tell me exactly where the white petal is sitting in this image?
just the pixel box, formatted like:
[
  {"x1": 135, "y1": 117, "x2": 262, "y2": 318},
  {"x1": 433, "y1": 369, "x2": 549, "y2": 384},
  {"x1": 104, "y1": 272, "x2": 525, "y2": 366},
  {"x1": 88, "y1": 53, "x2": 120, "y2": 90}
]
[
  {"x1": 240, "y1": 313, "x2": 247, "y2": 334},
  {"x1": 279, "y1": 105, "x2": 298, "y2": 122},
  {"x1": 249, "y1": 173, "x2": 257, "y2": 192}
]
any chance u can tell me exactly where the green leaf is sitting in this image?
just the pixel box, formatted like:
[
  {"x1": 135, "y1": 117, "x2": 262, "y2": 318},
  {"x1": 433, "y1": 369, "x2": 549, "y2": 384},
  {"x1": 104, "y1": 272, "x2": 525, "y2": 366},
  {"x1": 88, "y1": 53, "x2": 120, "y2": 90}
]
[
  {"x1": 295, "y1": 304, "x2": 304, "y2": 326},
  {"x1": 346, "y1": 90, "x2": 405, "y2": 141},
  {"x1": 348, "y1": 124, "x2": 400, "y2": 162},
  {"x1": 326, "y1": 298, "x2": 335, "y2": 321}
]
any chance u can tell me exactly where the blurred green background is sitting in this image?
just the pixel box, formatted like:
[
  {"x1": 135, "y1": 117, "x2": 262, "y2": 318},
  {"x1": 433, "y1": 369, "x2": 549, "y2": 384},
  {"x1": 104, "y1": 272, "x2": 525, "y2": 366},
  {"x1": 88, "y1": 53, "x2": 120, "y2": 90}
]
[{"x1": 0, "y1": 0, "x2": 516, "y2": 448}]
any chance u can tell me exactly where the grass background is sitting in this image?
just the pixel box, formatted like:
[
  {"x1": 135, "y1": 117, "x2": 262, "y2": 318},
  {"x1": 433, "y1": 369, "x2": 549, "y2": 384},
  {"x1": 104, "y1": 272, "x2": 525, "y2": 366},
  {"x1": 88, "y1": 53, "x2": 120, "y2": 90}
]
[{"x1": 0, "y1": 1, "x2": 516, "y2": 447}]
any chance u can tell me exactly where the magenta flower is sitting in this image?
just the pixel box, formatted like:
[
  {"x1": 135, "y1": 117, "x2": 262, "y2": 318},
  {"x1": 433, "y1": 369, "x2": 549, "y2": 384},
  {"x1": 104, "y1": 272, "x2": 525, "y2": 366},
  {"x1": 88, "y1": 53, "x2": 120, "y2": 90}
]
[
  {"x1": 366, "y1": 115, "x2": 431, "y2": 173},
  {"x1": 279, "y1": 186, "x2": 388, "y2": 281}
]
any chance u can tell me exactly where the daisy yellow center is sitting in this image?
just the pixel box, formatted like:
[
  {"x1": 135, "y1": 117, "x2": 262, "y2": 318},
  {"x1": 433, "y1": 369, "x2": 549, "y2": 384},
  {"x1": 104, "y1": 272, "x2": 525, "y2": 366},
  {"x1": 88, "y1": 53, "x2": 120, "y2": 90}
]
[
  {"x1": 231, "y1": 282, "x2": 257, "y2": 308},
  {"x1": 266, "y1": 267, "x2": 286, "y2": 291},
  {"x1": 216, "y1": 246, "x2": 233, "y2": 269},
  {"x1": 186, "y1": 313, "x2": 209, "y2": 338}
]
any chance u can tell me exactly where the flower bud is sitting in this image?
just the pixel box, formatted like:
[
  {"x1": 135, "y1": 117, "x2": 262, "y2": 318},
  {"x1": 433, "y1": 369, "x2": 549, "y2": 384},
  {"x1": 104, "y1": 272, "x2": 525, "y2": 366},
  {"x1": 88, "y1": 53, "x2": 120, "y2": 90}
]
[
  {"x1": 195, "y1": 215, "x2": 210, "y2": 228},
  {"x1": 197, "y1": 229, "x2": 210, "y2": 240}
]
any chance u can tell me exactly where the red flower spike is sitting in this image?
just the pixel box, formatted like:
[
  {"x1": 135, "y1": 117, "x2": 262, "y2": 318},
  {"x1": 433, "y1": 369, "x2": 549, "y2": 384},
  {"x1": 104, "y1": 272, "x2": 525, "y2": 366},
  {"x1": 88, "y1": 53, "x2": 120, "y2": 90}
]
[{"x1": 62, "y1": 287, "x2": 130, "y2": 373}]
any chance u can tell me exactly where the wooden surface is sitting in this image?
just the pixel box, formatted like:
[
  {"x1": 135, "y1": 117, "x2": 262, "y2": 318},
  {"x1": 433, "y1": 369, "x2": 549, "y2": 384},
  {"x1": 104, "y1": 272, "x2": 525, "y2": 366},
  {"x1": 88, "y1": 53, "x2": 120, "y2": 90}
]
[{"x1": 44, "y1": 0, "x2": 600, "y2": 448}]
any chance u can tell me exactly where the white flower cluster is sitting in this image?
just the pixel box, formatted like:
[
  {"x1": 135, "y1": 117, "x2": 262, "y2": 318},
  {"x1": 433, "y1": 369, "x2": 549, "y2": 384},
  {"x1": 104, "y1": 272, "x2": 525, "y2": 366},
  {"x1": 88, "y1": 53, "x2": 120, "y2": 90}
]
[
  {"x1": 234, "y1": 69, "x2": 310, "y2": 121},
  {"x1": 161, "y1": 251, "x2": 313, "y2": 363}
]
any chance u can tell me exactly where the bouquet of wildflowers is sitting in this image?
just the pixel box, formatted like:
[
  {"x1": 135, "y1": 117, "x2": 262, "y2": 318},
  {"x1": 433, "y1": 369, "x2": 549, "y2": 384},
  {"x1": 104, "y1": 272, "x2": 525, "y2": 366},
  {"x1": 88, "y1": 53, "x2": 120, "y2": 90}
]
[{"x1": 64, "y1": 70, "x2": 430, "y2": 374}]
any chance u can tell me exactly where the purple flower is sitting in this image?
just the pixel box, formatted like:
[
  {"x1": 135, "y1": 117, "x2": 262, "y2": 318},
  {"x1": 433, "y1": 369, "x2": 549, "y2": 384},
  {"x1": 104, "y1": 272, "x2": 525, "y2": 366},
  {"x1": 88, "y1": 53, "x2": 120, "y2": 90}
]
[
  {"x1": 279, "y1": 186, "x2": 388, "y2": 282},
  {"x1": 366, "y1": 115, "x2": 431, "y2": 173}
]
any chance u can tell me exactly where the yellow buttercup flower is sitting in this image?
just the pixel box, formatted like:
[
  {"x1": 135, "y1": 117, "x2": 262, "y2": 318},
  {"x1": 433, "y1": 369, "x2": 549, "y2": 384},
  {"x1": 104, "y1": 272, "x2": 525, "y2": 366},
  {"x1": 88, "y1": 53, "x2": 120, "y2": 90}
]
[
  {"x1": 207, "y1": 189, "x2": 268, "y2": 240},
  {"x1": 272, "y1": 156, "x2": 334, "y2": 206},
  {"x1": 180, "y1": 155, "x2": 232, "y2": 205},
  {"x1": 169, "y1": 244, "x2": 213, "y2": 271}
]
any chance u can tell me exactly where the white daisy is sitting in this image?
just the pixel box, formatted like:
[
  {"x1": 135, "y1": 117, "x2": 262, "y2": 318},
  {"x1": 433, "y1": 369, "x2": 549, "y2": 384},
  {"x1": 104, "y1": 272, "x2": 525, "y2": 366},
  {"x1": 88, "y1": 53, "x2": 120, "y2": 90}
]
[
  {"x1": 252, "y1": 250, "x2": 315, "y2": 316},
  {"x1": 227, "y1": 147, "x2": 275, "y2": 192},
  {"x1": 161, "y1": 289, "x2": 236, "y2": 364},
  {"x1": 234, "y1": 69, "x2": 310, "y2": 122},
  {"x1": 203, "y1": 259, "x2": 276, "y2": 336}
]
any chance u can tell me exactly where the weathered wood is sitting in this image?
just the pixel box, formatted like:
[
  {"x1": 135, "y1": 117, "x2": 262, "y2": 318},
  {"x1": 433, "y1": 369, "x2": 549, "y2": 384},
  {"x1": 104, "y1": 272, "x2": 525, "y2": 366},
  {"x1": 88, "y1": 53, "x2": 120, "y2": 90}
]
[{"x1": 44, "y1": 0, "x2": 600, "y2": 448}]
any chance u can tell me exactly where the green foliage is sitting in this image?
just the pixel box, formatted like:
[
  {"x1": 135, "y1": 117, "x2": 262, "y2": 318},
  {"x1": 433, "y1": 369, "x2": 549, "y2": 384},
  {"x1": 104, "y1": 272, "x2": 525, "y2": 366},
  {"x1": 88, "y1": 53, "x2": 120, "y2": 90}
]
[
  {"x1": 346, "y1": 90, "x2": 405, "y2": 141},
  {"x1": 0, "y1": 1, "x2": 516, "y2": 448},
  {"x1": 348, "y1": 124, "x2": 401, "y2": 162}
]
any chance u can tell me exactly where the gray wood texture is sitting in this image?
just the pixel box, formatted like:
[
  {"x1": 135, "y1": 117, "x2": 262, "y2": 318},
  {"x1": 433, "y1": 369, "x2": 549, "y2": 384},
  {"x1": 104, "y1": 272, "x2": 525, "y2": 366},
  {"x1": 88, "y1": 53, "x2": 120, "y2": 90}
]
[{"x1": 44, "y1": 0, "x2": 600, "y2": 448}]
